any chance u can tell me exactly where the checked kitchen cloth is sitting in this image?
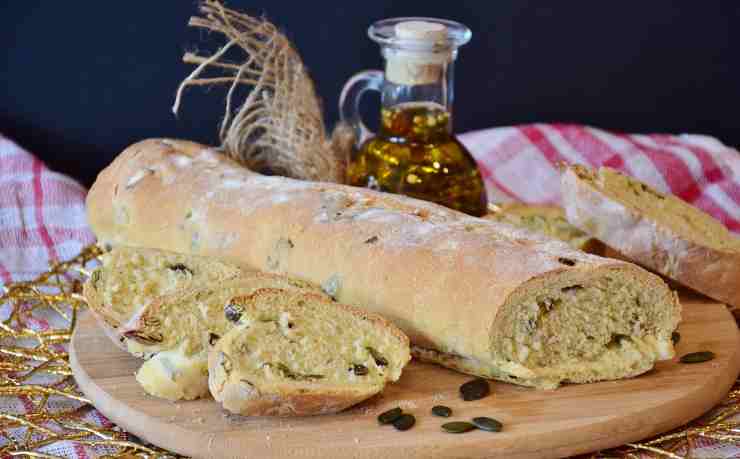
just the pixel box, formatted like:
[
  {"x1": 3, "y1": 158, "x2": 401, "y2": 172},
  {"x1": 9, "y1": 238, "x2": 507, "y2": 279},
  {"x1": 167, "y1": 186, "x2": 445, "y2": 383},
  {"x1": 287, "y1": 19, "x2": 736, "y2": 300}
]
[
  {"x1": 1, "y1": 125, "x2": 739, "y2": 457},
  {"x1": 0, "y1": 135, "x2": 95, "y2": 284}
]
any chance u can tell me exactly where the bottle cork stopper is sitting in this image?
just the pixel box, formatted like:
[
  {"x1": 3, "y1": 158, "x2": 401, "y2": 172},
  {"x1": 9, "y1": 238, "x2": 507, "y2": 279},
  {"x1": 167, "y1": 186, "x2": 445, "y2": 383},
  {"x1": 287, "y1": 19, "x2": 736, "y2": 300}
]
[
  {"x1": 386, "y1": 21, "x2": 450, "y2": 86},
  {"x1": 395, "y1": 21, "x2": 448, "y2": 43}
]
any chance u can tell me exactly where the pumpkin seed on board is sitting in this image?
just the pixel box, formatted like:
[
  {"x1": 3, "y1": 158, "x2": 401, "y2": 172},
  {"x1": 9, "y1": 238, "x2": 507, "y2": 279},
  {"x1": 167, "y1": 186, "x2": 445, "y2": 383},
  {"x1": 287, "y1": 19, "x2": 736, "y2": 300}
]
[
  {"x1": 460, "y1": 378, "x2": 490, "y2": 401},
  {"x1": 441, "y1": 421, "x2": 476, "y2": 434},
  {"x1": 472, "y1": 417, "x2": 503, "y2": 432},
  {"x1": 431, "y1": 405, "x2": 452, "y2": 417},
  {"x1": 671, "y1": 331, "x2": 680, "y2": 345},
  {"x1": 377, "y1": 407, "x2": 402, "y2": 425},
  {"x1": 680, "y1": 351, "x2": 715, "y2": 364},
  {"x1": 393, "y1": 414, "x2": 416, "y2": 431}
]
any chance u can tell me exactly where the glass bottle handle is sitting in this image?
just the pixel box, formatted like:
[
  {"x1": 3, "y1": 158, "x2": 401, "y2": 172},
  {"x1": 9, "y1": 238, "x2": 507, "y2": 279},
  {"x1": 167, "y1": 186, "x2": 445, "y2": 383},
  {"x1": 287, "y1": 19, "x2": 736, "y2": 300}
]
[{"x1": 339, "y1": 70, "x2": 384, "y2": 147}]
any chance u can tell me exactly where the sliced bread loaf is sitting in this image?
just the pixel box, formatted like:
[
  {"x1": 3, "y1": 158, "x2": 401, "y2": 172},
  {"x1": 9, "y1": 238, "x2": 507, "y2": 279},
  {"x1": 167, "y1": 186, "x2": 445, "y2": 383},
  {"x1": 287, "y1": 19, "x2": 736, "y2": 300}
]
[
  {"x1": 485, "y1": 202, "x2": 605, "y2": 255},
  {"x1": 209, "y1": 288, "x2": 410, "y2": 416},
  {"x1": 562, "y1": 165, "x2": 740, "y2": 307}
]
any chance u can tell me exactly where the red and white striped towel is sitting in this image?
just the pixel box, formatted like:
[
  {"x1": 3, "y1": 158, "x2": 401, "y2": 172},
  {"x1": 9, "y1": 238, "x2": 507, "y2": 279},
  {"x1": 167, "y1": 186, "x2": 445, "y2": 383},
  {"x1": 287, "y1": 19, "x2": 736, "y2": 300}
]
[
  {"x1": 0, "y1": 126, "x2": 738, "y2": 458},
  {"x1": 0, "y1": 135, "x2": 95, "y2": 285}
]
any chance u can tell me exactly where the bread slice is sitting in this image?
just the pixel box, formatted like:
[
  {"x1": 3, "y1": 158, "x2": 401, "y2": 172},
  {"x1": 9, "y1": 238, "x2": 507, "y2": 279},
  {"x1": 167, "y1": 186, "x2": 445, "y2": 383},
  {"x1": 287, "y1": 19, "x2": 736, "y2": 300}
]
[
  {"x1": 83, "y1": 246, "x2": 326, "y2": 400},
  {"x1": 209, "y1": 288, "x2": 410, "y2": 416},
  {"x1": 485, "y1": 202, "x2": 605, "y2": 255},
  {"x1": 562, "y1": 165, "x2": 740, "y2": 307},
  {"x1": 83, "y1": 245, "x2": 246, "y2": 345}
]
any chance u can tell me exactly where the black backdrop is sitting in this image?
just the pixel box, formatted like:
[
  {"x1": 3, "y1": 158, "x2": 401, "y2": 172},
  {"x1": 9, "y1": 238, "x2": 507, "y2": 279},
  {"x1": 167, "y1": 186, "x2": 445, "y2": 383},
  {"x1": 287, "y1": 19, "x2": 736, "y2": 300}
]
[{"x1": 1, "y1": 1, "x2": 738, "y2": 187}]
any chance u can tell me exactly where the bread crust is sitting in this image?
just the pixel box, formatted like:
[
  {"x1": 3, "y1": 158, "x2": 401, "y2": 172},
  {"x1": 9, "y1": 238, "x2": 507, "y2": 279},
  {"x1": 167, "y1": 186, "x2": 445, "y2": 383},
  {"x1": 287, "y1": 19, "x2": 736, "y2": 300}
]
[
  {"x1": 411, "y1": 345, "x2": 653, "y2": 390},
  {"x1": 562, "y1": 165, "x2": 740, "y2": 307},
  {"x1": 87, "y1": 139, "x2": 680, "y2": 387},
  {"x1": 83, "y1": 270, "x2": 130, "y2": 352}
]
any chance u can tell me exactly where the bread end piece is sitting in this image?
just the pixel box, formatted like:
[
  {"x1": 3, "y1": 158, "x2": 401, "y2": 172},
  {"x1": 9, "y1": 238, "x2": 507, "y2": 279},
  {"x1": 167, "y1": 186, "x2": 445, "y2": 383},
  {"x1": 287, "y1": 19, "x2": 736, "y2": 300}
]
[
  {"x1": 417, "y1": 263, "x2": 680, "y2": 389},
  {"x1": 561, "y1": 164, "x2": 740, "y2": 307}
]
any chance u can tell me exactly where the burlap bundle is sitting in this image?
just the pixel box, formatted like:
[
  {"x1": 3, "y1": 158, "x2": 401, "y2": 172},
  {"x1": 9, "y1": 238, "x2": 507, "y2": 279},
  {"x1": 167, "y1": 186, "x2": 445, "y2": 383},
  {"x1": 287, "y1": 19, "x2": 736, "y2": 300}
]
[{"x1": 173, "y1": 0, "x2": 352, "y2": 183}]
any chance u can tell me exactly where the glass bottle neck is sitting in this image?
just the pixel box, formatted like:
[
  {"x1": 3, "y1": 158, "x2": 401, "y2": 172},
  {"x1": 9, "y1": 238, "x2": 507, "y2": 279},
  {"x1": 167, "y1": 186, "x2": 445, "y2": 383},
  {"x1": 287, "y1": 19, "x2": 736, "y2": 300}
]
[{"x1": 379, "y1": 47, "x2": 456, "y2": 136}]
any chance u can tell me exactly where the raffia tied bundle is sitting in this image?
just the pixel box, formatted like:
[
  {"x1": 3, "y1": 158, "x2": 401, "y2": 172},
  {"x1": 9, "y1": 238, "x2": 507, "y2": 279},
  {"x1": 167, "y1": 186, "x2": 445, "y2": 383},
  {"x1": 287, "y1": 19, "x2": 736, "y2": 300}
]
[{"x1": 172, "y1": 0, "x2": 351, "y2": 183}]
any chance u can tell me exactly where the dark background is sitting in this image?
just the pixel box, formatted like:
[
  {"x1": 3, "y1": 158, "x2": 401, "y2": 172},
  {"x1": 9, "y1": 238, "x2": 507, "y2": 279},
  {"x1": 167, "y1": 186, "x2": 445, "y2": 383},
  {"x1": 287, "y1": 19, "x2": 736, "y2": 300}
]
[{"x1": 1, "y1": 1, "x2": 738, "y2": 187}]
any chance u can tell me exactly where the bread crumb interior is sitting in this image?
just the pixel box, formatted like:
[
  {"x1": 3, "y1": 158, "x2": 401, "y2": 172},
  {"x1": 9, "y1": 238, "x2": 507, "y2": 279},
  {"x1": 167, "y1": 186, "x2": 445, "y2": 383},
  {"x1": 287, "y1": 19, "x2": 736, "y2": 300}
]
[
  {"x1": 492, "y1": 271, "x2": 676, "y2": 385},
  {"x1": 216, "y1": 291, "x2": 406, "y2": 388}
]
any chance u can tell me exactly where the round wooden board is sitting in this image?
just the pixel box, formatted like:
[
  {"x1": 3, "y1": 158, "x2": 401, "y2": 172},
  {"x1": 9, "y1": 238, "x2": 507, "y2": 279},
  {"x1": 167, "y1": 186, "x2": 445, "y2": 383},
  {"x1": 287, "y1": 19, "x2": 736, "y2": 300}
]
[{"x1": 71, "y1": 294, "x2": 740, "y2": 459}]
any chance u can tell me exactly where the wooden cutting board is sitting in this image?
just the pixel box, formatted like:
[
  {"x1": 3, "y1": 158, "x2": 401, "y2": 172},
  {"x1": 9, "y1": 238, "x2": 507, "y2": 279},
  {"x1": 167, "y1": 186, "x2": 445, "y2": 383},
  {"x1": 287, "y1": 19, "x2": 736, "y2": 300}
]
[{"x1": 71, "y1": 293, "x2": 740, "y2": 459}]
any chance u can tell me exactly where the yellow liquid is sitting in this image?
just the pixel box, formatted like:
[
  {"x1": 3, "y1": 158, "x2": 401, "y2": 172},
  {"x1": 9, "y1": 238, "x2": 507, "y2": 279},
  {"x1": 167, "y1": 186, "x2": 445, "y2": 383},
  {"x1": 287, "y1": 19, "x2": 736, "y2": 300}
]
[{"x1": 347, "y1": 104, "x2": 488, "y2": 216}]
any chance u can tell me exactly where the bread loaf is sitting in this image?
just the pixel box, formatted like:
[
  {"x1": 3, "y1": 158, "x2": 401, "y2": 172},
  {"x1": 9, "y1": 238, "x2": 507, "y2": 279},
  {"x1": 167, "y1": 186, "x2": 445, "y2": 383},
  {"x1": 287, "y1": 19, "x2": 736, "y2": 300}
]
[
  {"x1": 87, "y1": 139, "x2": 681, "y2": 389},
  {"x1": 209, "y1": 288, "x2": 410, "y2": 416},
  {"x1": 561, "y1": 165, "x2": 740, "y2": 308},
  {"x1": 485, "y1": 203, "x2": 605, "y2": 255}
]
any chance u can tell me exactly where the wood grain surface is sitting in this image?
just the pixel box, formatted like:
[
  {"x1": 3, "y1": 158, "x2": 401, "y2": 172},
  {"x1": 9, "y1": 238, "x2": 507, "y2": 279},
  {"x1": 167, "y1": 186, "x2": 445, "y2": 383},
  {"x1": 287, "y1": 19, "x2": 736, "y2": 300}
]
[{"x1": 71, "y1": 294, "x2": 740, "y2": 459}]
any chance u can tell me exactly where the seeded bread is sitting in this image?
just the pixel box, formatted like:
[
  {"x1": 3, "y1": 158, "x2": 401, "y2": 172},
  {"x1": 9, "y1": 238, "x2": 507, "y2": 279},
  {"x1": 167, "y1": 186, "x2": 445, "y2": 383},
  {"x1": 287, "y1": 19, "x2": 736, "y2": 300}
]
[
  {"x1": 562, "y1": 165, "x2": 740, "y2": 308},
  {"x1": 485, "y1": 203, "x2": 605, "y2": 255},
  {"x1": 86, "y1": 139, "x2": 682, "y2": 389},
  {"x1": 209, "y1": 288, "x2": 410, "y2": 416},
  {"x1": 84, "y1": 246, "x2": 326, "y2": 400}
]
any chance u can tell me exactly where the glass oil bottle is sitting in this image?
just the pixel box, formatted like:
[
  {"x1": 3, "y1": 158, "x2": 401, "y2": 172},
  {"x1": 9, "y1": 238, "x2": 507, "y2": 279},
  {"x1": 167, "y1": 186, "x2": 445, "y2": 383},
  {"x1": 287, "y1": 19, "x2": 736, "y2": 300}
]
[{"x1": 340, "y1": 18, "x2": 487, "y2": 216}]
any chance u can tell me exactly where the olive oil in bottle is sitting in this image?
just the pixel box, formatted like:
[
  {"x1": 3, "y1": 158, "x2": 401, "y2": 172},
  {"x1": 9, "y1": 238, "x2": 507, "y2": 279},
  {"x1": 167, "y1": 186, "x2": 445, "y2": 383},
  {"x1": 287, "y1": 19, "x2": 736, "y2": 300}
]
[{"x1": 340, "y1": 18, "x2": 487, "y2": 216}]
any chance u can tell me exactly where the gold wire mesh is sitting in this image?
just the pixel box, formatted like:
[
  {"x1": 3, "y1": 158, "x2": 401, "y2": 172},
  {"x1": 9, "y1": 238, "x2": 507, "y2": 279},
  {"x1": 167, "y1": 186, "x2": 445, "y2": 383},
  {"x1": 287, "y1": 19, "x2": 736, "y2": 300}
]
[
  {"x1": 0, "y1": 246, "x2": 182, "y2": 458},
  {"x1": 0, "y1": 245, "x2": 738, "y2": 458}
]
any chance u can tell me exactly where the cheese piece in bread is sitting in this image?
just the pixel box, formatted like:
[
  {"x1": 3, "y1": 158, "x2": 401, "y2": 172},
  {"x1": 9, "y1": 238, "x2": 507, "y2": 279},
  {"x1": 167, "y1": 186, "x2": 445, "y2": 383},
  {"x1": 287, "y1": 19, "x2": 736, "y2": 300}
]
[
  {"x1": 209, "y1": 288, "x2": 410, "y2": 416},
  {"x1": 86, "y1": 139, "x2": 681, "y2": 389},
  {"x1": 562, "y1": 165, "x2": 740, "y2": 307}
]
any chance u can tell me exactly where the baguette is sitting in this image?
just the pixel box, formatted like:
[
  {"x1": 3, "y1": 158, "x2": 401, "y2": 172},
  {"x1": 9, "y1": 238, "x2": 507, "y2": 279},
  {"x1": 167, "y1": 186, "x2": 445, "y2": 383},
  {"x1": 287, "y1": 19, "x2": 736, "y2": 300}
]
[
  {"x1": 561, "y1": 165, "x2": 740, "y2": 307},
  {"x1": 87, "y1": 139, "x2": 681, "y2": 389},
  {"x1": 209, "y1": 288, "x2": 410, "y2": 416}
]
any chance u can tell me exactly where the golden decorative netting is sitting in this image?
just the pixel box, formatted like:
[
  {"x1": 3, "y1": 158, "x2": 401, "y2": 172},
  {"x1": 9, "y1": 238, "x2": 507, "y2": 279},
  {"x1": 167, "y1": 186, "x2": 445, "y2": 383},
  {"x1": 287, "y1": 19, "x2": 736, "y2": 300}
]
[
  {"x1": 0, "y1": 246, "x2": 181, "y2": 458},
  {"x1": 0, "y1": 246, "x2": 738, "y2": 458}
]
